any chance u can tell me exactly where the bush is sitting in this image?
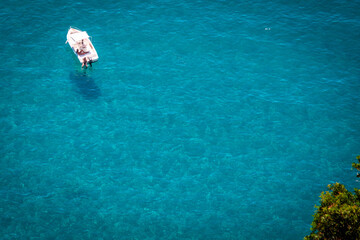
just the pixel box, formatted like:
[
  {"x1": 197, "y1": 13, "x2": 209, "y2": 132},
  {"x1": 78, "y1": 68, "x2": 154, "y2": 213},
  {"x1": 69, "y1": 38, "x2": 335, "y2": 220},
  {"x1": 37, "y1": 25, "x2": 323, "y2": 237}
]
[{"x1": 304, "y1": 156, "x2": 360, "y2": 240}]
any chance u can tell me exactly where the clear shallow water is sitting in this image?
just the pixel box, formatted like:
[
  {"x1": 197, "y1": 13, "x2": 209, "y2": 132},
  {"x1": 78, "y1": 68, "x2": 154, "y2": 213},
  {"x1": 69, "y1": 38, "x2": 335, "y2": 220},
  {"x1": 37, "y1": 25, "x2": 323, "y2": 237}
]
[{"x1": 1, "y1": 0, "x2": 360, "y2": 239}]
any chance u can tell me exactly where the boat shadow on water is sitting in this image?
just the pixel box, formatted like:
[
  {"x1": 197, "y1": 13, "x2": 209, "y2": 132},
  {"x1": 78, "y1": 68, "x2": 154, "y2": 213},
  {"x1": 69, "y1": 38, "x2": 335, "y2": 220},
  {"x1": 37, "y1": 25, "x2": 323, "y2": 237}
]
[{"x1": 69, "y1": 71, "x2": 101, "y2": 100}]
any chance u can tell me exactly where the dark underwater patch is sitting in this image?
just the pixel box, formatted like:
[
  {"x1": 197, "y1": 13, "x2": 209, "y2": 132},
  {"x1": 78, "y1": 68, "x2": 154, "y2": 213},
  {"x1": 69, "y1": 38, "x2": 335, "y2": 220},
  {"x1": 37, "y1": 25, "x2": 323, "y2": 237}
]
[{"x1": 69, "y1": 72, "x2": 101, "y2": 100}]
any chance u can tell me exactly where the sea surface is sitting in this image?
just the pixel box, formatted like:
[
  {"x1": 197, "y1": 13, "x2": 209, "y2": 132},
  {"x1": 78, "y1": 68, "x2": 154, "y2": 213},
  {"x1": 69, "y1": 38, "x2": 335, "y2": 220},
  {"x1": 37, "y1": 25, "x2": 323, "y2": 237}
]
[{"x1": 1, "y1": 0, "x2": 360, "y2": 239}]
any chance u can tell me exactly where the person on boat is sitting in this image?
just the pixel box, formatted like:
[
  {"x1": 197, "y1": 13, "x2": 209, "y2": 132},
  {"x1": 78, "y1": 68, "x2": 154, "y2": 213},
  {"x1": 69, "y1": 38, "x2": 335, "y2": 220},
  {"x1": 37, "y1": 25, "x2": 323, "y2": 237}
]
[
  {"x1": 76, "y1": 49, "x2": 89, "y2": 55},
  {"x1": 80, "y1": 40, "x2": 86, "y2": 49},
  {"x1": 82, "y1": 57, "x2": 88, "y2": 68}
]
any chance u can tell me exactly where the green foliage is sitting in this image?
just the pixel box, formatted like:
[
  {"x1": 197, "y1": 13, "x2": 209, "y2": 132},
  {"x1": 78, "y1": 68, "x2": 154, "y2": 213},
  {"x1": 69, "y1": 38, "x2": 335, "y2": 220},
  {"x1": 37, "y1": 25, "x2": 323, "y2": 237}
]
[
  {"x1": 305, "y1": 156, "x2": 360, "y2": 240},
  {"x1": 352, "y1": 155, "x2": 360, "y2": 177}
]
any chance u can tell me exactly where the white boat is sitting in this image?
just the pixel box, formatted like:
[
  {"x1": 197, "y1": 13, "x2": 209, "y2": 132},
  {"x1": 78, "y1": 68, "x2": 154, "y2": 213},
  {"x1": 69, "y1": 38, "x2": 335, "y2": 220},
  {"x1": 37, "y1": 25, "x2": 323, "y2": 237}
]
[{"x1": 66, "y1": 27, "x2": 98, "y2": 64}]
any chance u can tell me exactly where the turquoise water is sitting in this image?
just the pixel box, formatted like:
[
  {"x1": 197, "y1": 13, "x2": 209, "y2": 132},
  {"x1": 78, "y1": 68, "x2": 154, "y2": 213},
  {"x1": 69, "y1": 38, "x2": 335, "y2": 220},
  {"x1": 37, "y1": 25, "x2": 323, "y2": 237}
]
[{"x1": 1, "y1": 0, "x2": 360, "y2": 239}]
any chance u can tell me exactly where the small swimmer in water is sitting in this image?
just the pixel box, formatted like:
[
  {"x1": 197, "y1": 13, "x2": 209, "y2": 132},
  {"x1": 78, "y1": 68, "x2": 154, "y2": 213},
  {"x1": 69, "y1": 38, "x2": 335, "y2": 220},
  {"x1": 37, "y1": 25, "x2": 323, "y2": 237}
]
[{"x1": 82, "y1": 57, "x2": 88, "y2": 68}]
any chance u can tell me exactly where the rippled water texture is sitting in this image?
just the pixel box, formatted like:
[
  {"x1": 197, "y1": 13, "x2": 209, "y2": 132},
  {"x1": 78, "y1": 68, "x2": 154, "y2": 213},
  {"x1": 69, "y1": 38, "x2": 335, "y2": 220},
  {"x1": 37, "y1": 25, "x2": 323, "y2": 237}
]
[{"x1": 1, "y1": 0, "x2": 360, "y2": 239}]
